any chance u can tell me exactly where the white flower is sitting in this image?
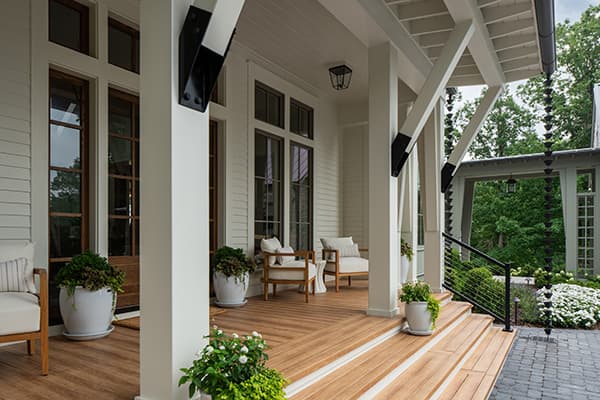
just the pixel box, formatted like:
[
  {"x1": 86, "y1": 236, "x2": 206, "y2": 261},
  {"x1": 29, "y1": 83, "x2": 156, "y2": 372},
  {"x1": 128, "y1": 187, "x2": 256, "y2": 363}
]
[
  {"x1": 240, "y1": 346, "x2": 249, "y2": 354},
  {"x1": 217, "y1": 329, "x2": 223, "y2": 335},
  {"x1": 219, "y1": 345, "x2": 225, "y2": 350},
  {"x1": 232, "y1": 333, "x2": 239, "y2": 338},
  {"x1": 205, "y1": 346, "x2": 214, "y2": 354},
  {"x1": 239, "y1": 355, "x2": 248, "y2": 364},
  {"x1": 252, "y1": 331, "x2": 261, "y2": 338},
  {"x1": 195, "y1": 349, "x2": 203, "y2": 357},
  {"x1": 232, "y1": 343, "x2": 237, "y2": 348},
  {"x1": 258, "y1": 344, "x2": 264, "y2": 349}
]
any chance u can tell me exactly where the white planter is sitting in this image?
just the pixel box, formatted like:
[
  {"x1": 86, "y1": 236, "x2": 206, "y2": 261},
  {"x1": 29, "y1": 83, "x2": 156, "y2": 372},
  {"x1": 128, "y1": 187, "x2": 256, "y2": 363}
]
[
  {"x1": 404, "y1": 301, "x2": 433, "y2": 336},
  {"x1": 59, "y1": 286, "x2": 114, "y2": 340},
  {"x1": 192, "y1": 391, "x2": 211, "y2": 400},
  {"x1": 400, "y1": 255, "x2": 410, "y2": 285},
  {"x1": 213, "y1": 271, "x2": 249, "y2": 307}
]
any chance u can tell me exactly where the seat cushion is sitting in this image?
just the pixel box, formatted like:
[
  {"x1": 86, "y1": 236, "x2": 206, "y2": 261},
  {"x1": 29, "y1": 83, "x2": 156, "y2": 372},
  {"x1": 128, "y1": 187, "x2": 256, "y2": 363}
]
[
  {"x1": 268, "y1": 261, "x2": 316, "y2": 281},
  {"x1": 0, "y1": 242, "x2": 36, "y2": 293},
  {"x1": 0, "y1": 292, "x2": 40, "y2": 335},
  {"x1": 325, "y1": 257, "x2": 369, "y2": 274}
]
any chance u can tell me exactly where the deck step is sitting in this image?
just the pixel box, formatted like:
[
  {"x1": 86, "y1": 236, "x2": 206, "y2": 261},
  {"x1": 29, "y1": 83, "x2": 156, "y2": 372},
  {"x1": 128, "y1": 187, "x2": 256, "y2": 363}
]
[
  {"x1": 437, "y1": 326, "x2": 516, "y2": 400},
  {"x1": 288, "y1": 301, "x2": 473, "y2": 399},
  {"x1": 368, "y1": 314, "x2": 493, "y2": 399}
]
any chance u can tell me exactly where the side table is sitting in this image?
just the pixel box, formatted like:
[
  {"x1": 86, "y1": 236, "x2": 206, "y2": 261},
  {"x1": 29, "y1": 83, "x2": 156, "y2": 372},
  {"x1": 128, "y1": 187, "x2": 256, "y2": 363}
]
[{"x1": 298, "y1": 260, "x2": 327, "y2": 294}]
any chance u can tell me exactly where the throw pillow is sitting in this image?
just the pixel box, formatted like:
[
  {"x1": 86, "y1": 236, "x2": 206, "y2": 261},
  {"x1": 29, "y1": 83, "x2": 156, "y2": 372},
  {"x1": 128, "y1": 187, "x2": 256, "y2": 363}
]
[
  {"x1": 339, "y1": 243, "x2": 361, "y2": 257},
  {"x1": 260, "y1": 237, "x2": 283, "y2": 266},
  {"x1": 0, "y1": 242, "x2": 36, "y2": 292},
  {"x1": 320, "y1": 237, "x2": 354, "y2": 260},
  {"x1": 276, "y1": 246, "x2": 295, "y2": 265},
  {"x1": 0, "y1": 257, "x2": 34, "y2": 292}
]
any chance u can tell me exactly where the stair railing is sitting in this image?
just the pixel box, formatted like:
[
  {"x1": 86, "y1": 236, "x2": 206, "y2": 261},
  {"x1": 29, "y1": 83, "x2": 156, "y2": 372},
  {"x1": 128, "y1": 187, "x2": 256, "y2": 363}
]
[{"x1": 443, "y1": 232, "x2": 512, "y2": 332}]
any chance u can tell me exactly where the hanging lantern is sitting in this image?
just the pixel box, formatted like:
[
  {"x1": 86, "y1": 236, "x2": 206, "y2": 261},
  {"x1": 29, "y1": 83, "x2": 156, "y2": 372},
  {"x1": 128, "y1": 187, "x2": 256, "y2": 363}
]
[
  {"x1": 506, "y1": 177, "x2": 517, "y2": 194},
  {"x1": 328, "y1": 65, "x2": 352, "y2": 90}
]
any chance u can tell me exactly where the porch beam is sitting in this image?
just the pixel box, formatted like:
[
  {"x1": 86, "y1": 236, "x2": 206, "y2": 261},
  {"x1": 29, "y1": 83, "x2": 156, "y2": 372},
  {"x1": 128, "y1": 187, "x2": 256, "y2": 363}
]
[
  {"x1": 392, "y1": 20, "x2": 475, "y2": 177},
  {"x1": 394, "y1": 0, "x2": 448, "y2": 22},
  {"x1": 441, "y1": 85, "x2": 503, "y2": 192},
  {"x1": 444, "y1": 0, "x2": 505, "y2": 87}
]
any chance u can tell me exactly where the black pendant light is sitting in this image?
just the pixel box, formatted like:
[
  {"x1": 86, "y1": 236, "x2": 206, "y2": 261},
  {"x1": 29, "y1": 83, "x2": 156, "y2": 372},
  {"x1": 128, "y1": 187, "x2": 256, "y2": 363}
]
[{"x1": 328, "y1": 65, "x2": 352, "y2": 90}]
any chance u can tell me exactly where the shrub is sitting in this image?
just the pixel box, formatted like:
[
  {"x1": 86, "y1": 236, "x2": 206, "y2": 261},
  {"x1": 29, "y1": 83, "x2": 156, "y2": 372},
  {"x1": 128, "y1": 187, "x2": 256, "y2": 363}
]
[
  {"x1": 538, "y1": 284, "x2": 600, "y2": 328},
  {"x1": 214, "y1": 246, "x2": 256, "y2": 282},
  {"x1": 511, "y1": 285, "x2": 540, "y2": 324},
  {"x1": 54, "y1": 250, "x2": 125, "y2": 296},
  {"x1": 533, "y1": 268, "x2": 575, "y2": 288}
]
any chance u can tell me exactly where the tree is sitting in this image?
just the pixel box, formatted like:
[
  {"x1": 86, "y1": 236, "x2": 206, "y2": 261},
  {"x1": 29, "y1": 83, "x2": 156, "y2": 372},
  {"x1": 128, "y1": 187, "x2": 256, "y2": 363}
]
[{"x1": 520, "y1": 5, "x2": 600, "y2": 149}]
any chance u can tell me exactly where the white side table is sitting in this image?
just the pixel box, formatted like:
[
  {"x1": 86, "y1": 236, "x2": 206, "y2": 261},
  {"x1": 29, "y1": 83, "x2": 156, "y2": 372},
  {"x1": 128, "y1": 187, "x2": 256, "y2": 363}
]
[{"x1": 298, "y1": 260, "x2": 327, "y2": 294}]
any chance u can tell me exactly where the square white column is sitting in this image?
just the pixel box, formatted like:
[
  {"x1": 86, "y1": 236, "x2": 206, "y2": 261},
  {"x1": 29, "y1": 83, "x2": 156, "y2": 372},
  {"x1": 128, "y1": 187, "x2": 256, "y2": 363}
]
[
  {"x1": 421, "y1": 100, "x2": 445, "y2": 293},
  {"x1": 367, "y1": 43, "x2": 400, "y2": 317}
]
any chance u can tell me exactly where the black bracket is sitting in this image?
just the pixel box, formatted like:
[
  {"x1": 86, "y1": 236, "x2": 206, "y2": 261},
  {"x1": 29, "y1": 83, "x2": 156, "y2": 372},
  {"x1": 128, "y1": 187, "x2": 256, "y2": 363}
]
[
  {"x1": 441, "y1": 162, "x2": 456, "y2": 192},
  {"x1": 178, "y1": 6, "x2": 234, "y2": 113},
  {"x1": 391, "y1": 132, "x2": 411, "y2": 177}
]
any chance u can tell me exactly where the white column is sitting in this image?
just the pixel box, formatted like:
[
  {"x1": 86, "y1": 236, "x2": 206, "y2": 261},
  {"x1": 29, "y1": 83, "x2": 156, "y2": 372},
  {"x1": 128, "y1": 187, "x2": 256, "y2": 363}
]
[
  {"x1": 400, "y1": 150, "x2": 419, "y2": 283},
  {"x1": 461, "y1": 180, "x2": 475, "y2": 245},
  {"x1": 451, "y1": 175, "x2": 465, "y2": 241},
  {"x1": 139, "y1": 1, "x2": 242, "y2": 398},
  {"x1": 422, "y1": 99, "x2": 445, "y2": 292},
  {"x1": 560, "y1": 168, "x2": 577, "y2": 273},
  {"x1": 594, "y1": 167, "x2": 600, "y2": 275},
  {"x1": 368, "y1": 42, "x2": 399, "y2": 317}
]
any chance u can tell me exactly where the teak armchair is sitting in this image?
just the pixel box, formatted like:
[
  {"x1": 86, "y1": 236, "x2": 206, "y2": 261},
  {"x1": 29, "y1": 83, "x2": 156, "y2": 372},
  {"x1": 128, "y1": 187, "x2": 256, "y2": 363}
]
[
  {"x1": 0, "y1": 268, "x2": 49, "y2": 375},
  {"x1": 323, "y1": 248, "x2": 369, "y2": 292},
  {"x1": 262, "y1": 250, "x2": 317, "y2": 303}
]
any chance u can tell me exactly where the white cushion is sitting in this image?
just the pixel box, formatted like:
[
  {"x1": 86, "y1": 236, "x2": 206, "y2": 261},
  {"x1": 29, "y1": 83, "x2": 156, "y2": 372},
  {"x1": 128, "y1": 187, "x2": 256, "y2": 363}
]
[
  {"x1": 320, "y1": 237, "x2": 354, "y2": 260},
  {"x1": 0, "y1": 292, "x2": 40, "y2": 335},
  {"x1": 325, "y1": 257, "x2": 369, "y2": 274},
  {"x1": 0, "y1": 258, "x2": 32, "y2": 293},
  {"x1": 276, "y1": 246, "x2": 295, "y2": 265},
  {"x1": 339, "y1": 243, "x2": 361, "y2": 257},
  {"x1": 0, "y1": 242, "x2": 36, "y2": 293},
  {"x1": 268, "y1": 260, "x2": 316, "y2": 281},
  {"x1": 261, "y1": 237, "x2": 283, "y2": 266}
]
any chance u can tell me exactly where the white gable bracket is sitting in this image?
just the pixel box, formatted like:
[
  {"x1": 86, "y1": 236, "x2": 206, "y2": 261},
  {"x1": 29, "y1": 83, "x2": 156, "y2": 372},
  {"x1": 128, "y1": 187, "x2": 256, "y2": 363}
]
[
  {"x1": 441, "y1": 85, "x2": 504, "y2": 191},
  {"x1": 392, "y1": 20, "x2": 475, "y2": 176}
]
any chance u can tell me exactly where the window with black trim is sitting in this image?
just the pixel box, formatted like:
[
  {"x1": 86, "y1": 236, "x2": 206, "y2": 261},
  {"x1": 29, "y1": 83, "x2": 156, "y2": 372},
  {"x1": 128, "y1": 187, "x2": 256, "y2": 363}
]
[
  {"x1": 290, "y1": 143, "x2": 313, "y2": 250},
  {"x1": 49, "y1": 0, "x2": 89, "y2": 55},
  {"x1": 254, "y1": 131, "x2": 283, "y2": 252},
  {"x1": 290, "y1": 99, "x2": 314, "y2": 139},
  {"x1": 108, "y1": 18, "x2": 140, "y2": 73},
  {"x1": 255, "y1": 82, "x2": 284, "y2": 128}
]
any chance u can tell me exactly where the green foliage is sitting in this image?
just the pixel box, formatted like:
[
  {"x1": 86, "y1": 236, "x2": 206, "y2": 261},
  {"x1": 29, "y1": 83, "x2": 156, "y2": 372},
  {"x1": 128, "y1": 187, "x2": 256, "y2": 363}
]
[
  {"x1": 533, "y1": 268, "x2": 575, "y2": 288},
  {"x1": 400, "y1": 281, "x2": 440, "y2": 327},
  {"x1": 214, "y1": 246, "x2": 256, "y2": 282},
  {"x1": 54, "y1": 250, "x2": 125, "y2": 296},
  {"x1": 511, "y1": 286, "x2": 540, "y2": 324},
  {"x1": 400, "y1": 239, "x2": 414, "y2": 261},
  {"x1": 179, "y1": 328, "x2": 286, "y2": 399}
]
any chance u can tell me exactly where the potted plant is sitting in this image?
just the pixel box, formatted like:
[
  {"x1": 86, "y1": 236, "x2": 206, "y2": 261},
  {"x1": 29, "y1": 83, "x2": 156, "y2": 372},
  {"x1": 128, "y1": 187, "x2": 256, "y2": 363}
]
[
  {"x1": 400, "y1": 281, "x2": 440, "y2": 336},
  {"x1": 55, "y1": 250, "x2": 125, "y2": 340},
  {"x1": 179, "y1": 327, "x2": 287, "y2": 399},
  {"x1": 400, "y1": 239, "x2": 414, "y2": 284},
  {"x1": 213, "y1": 246, "x2": 256, "y2": 307}
]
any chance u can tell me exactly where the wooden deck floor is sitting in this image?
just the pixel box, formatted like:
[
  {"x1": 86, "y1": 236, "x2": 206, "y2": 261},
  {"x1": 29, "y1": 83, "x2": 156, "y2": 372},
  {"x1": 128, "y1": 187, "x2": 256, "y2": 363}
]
[{"x1": 0, "y1": 280, "x2": 416, "y2": 400}]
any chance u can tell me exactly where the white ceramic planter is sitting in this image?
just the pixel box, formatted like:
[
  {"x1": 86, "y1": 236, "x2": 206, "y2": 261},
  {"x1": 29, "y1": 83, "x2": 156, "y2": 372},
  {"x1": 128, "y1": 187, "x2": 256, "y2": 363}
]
[
  {"x1": 213, "y1": 271, "x2": 249, "y2": 307},
  {"x1": 404, "y1": 301, "x2": 433, "y2": 336},
  {"x1": 59, "y1": 286, "x2": 114, "y2": 340},
  {"x1": 192, "y1": 391, "x2": 211, "y2": 400},
  {"x1": 400, "y1": 255, "x2": 410, "y2": 285}
]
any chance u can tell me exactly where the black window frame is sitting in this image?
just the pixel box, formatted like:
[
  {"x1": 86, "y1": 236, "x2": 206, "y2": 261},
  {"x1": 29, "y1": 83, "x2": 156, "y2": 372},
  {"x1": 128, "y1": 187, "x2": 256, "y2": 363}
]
[
  {"x1": 290, "y1": 98, "x2": 314, "y2": 139},
  {"x1": 255, "y1": 81, "x2": 284, "y2": 129}
]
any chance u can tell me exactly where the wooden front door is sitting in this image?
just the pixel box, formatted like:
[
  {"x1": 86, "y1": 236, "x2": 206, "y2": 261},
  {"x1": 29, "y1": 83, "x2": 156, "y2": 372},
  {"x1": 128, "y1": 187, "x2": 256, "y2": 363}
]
[{"x1": 107, "y1": 89, "x2": 140, "y2": 310}]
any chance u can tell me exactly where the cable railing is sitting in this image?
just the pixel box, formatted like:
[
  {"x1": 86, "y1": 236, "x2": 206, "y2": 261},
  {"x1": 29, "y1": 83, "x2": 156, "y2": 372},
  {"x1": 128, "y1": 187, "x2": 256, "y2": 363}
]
[{"x1": 443, "y1": 232, "x2": 512, "y2": 332}]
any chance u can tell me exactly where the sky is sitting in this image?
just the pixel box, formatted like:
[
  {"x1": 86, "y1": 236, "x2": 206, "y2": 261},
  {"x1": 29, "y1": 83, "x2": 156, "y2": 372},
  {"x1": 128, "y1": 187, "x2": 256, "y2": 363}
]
[{"x1": 458, "y1": 0, "x2": 600, "y2": 104}]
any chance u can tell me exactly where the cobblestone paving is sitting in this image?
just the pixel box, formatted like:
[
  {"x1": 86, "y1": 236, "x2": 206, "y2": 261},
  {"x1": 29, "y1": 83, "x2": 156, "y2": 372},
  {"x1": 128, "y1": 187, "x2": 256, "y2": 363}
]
[{"x1": 489, "y1": 327, "x2": 600, "y2": 400}]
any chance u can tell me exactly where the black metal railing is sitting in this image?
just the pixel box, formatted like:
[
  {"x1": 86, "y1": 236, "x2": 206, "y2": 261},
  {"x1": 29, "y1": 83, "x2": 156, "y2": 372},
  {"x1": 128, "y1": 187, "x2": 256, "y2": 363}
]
[{"x1": 443, "y1": 232, "x2": 512, "y2": 332}]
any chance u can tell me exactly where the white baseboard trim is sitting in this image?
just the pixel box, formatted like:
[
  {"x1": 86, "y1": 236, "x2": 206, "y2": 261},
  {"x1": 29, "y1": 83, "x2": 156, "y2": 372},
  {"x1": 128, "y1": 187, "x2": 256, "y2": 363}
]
[
  {"x1": 115, "y1": 310, "x2": 140, "y2": 320},
  {"x1": 366, "y1": 307, "x2": 400, "y2": 318},
  {"x1": 358, "y1": 310, "x2": 470, "y2": 399}
]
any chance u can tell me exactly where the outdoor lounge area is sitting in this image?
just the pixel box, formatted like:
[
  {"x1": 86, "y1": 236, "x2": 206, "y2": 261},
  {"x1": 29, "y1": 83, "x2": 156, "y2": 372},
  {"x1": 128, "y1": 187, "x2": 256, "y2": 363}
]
[{"x1": 0, "y1": 0, "x2": 568, "y2": 398}]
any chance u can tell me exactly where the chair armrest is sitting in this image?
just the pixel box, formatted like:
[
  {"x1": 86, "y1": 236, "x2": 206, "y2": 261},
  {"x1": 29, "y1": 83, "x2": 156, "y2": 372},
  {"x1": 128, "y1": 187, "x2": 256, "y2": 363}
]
[
  {"x1": 322, "y1": 248, "x2": 339, "y2": 262},
  {"x1": 359, "y1": 248, "x2": 368, "y2": 252},
  {"x1": 33, "y1": 268, "x2": 48, "y2": 329}
]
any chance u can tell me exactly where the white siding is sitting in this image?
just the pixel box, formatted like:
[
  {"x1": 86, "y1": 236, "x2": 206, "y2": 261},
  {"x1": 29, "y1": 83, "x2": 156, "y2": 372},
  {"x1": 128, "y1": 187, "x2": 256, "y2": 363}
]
[
  {"x1": 0, "y1": 1, "x2": 31, "y2": 245},
  {"x1": 342, "y1": 125, "x2": 369, "y2": 248}
]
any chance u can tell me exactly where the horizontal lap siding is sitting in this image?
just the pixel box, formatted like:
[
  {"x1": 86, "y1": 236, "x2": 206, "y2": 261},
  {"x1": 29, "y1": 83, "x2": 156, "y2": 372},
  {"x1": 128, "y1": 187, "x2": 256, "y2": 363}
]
[{"x1": 0, "y1": 1, "x2": 31, "y2": 246}]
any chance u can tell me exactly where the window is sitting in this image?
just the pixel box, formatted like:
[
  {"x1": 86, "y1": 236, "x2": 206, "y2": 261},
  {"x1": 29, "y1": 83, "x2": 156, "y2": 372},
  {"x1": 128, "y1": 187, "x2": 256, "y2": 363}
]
[
  {"x1": 290, "y1": 99, "x2": 314, "y2": 139},
  {"x1": 108, "y1": 89, "x2": 140, "y2": 257},
  {"x1": 108, "y1": 18, "x2": 140, "y2": 73},
  {"x1": 209, "y1": 121, "x2": 219, "y2": 264},
  {"x1": 49, "y1": 0, "x2": 89, "y2": 54},
  {"x1": 255, "y1": 82, "x2": 284, "y2": 128},
  {"x1": 255, "y1": 131, "x2": 283, "y2": 252},
  {"x1": 49, "y1": 70, "x2": 89, "y2": 324},
  {"x1": 290, "y1": 143, "x2": 313, "y2": 250},
  {"x1": 417, "y1": 184, "x2": 424, "y2": 246}
]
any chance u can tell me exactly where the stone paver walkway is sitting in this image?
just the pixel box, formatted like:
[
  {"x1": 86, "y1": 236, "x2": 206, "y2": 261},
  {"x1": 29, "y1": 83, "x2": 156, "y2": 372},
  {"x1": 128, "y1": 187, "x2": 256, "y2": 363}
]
[{"x1": 490, "y1": 327, "x2": 600, "y2": 400}]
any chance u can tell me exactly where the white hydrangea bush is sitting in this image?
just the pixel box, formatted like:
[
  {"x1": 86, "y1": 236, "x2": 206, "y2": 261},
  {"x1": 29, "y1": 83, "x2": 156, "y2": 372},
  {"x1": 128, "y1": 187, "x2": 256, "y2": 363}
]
[{"x1": 537, "y1": 284, "x2": 600, "y2": 328}]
